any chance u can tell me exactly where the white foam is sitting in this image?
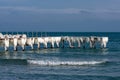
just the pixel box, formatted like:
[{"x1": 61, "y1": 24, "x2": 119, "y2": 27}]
[{"x1": 27, "y1": 60, "x2": 106, "y2": 66}]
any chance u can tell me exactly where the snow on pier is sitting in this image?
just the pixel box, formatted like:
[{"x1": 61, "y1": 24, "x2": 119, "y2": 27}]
[{"x1": 0, "y1": 33, "x2": 108, "y2": 51}]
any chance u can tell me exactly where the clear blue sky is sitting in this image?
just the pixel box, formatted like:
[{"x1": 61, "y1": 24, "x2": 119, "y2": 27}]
[{"x1": 0, "y1": 0, "x2": 120, "y2": 32}]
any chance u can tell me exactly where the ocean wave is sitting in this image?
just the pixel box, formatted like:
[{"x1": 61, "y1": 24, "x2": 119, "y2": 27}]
[
  {"x1": 0, "y1": 59, "x2": 28, "y2": 65},
  {"x1": 27, "y1": 60, "x2": 107, "y2": 66}
]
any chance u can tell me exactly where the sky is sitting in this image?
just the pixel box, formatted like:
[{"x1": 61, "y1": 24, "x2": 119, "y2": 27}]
[{"x1": 0, "y1": 0, "x2": 120, "y2": 32}]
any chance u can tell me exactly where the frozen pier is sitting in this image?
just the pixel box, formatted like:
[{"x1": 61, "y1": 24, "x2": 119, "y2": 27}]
[{"x1": 0, "y1": 33, "x2": 108, "y2": 51}]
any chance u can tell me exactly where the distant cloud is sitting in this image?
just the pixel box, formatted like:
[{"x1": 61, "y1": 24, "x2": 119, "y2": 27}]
[
  {"x1": 0, "y1": 6, "x2": 82, "y2": 14},
  {"x1": 0, "y1": 6, "x2": 120, "y2": 15}
]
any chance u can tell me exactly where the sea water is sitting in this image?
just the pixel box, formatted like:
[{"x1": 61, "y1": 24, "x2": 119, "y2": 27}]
[{"x1": 0, "y1": 32, "x2": 120, "y2": 80}]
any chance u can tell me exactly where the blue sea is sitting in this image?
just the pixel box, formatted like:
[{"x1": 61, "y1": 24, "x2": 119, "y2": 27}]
[{"x1": 0, "y1": 32, "x2": 120, "y2": 80}]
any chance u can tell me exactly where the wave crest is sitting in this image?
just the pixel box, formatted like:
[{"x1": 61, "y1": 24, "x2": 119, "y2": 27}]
[{"x1": 27, "y1": 60, "x2": 107, "y2": 66}]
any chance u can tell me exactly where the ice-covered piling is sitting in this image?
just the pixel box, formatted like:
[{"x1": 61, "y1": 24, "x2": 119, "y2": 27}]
[{"x1": 0, "y1": 33, "x2": 108, "y2": 51}]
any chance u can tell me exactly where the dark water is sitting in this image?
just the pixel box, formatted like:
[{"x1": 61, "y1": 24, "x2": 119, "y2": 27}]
[{"x1": 0, "y1": 32, "x2": 120, "y2": 80}]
